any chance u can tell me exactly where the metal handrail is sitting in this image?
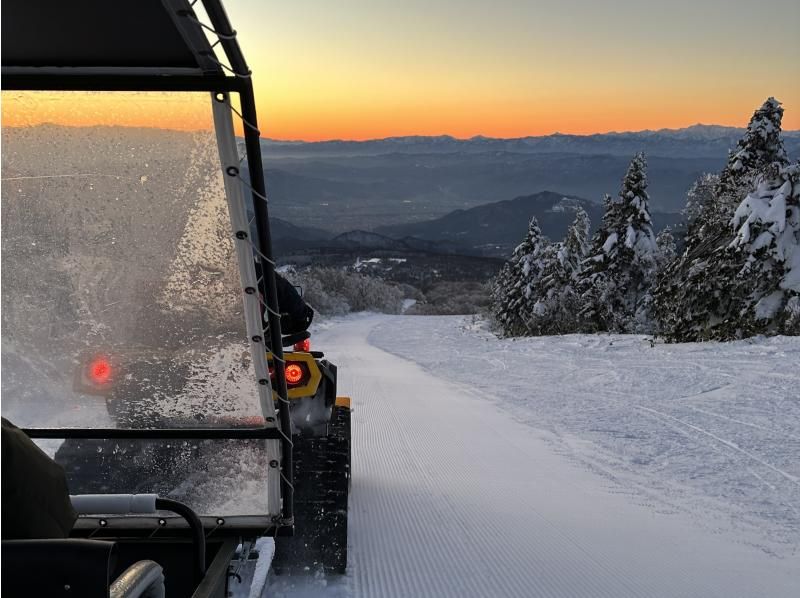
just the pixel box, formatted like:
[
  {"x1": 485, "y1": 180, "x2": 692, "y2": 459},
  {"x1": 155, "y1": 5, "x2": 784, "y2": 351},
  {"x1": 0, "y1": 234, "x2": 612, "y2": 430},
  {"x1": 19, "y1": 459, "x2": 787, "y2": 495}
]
[{"x1": 110, "y1": 560, "x2": 165, "y2": 598}]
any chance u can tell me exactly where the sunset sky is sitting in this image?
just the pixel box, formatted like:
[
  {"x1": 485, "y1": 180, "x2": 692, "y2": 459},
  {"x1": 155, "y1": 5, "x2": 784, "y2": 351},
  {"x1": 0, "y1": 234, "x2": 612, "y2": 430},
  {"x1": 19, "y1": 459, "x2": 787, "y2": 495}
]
[
  {"x1": 3, "y1": 0, "x2": 799, "y2": 139},
  {"x1": 225, "y1": 0, "x2": 800, "y2": 140}
]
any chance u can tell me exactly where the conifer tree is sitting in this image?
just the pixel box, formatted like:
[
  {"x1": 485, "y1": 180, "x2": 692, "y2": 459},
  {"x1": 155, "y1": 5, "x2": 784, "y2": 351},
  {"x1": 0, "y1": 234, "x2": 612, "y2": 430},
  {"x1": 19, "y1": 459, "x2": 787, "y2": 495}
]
[
  {"x1": 490, "y1": 217, "x2": 550, "y2": 336},
  {"x1": 653, "y1": 98, "x2": 791, "y2": 341},
  {"x1": 527, "y1": 242, "x2": 561, "y2": 334},
  {"x1": 560, "y1": 207, "x2": 591, "y2": 275},
  {"x1": 717, "y1": 98, "x2": 788, "y2": 205},
  {"x1": 489, "y1": 261, "x2": 515, "y2": 333},
  {"x1": 655, "y1": 227, "x2": 677, "y2": 272},
  {"x1": 678, "y1": 99, "x2": 790, "y2": 260},
  {"x1": 577, "y1": 153, "x2": 657, "y2": 332},
  {"x1": 514, "y1": 218, "x2": 552, "y2": 331},
  {"x1": 683, "y1": 173, "x2": 721, "y2": 244},
  {"x1": 530, "y1": 208, "x2": 591, "y2": 333},
  {"x1": 729, "y1": 162, "x2": 800, "y2": 336}
]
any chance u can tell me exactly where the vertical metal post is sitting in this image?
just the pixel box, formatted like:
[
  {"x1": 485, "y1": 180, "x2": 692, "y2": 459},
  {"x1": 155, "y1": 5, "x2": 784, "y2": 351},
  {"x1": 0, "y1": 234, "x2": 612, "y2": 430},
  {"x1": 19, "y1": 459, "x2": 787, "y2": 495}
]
[
  {"x1": 201, "y1": 0, "x2": 295, "y2": 528},
  {"x1": 211, "y1": 91, "x2": 282, "y2": 517},
  {"x1": 239, "y1": 80, "x2": 294, "y2": 524}
]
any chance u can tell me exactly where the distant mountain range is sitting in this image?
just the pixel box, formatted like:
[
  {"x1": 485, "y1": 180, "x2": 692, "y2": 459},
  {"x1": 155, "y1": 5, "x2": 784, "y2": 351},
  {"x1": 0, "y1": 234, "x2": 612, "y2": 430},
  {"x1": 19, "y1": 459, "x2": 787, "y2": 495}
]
[
  {"x1": 263, "y1": 125, "x2": 800, "y2": 160},
  {"x1": 259, "y1": 125, "x2": 799, "y2": 231},
  {"x1": 273, "y1": 191, "x2": 682, "y2": 258},
  {"x1": 375, "y1": 191, "x2": 681, "y2": 256},
  {"x1": 271, "y1": 217, "x2": 331, "y2": 241},
  {"x1": 270, "y1": 224, "x2": 466, "y2": 257}
]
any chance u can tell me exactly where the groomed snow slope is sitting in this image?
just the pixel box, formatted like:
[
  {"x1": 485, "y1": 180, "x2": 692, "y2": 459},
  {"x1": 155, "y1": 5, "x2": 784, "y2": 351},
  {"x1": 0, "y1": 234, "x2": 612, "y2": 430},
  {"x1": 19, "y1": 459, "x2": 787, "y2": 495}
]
[
  {"x1": 370, "y1": 315, "x2": 800, "y2": 559},
  {"x1": 268, "y1": 314, "x2": 799, "y2": 597}
]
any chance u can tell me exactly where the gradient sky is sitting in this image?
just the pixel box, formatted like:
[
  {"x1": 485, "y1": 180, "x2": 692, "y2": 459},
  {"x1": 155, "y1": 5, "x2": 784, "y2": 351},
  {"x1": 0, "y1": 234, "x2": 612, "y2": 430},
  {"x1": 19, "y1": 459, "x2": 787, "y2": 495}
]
[
  {"x1": 2, "y1": 1, "x2": 798, "y2": 138},
  {"x1": 223, "y1": 0, "x2": 800, "y2": 140}
]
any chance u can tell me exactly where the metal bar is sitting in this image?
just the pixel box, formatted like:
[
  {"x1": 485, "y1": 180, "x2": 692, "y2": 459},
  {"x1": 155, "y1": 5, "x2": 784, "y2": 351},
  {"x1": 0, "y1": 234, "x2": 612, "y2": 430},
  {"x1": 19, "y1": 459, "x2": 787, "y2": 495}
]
[
  {"x1": 191, "y1": 538, "x2": 238, "y2": 598},
  {"x1": 237, "y1": 80, "x2": 294, "y2": 525},
  {"x1": 201, "y1": 0, "x2": 294, "y2": 525},
  {"x1": 1, "y1": 73, "x2": 243, "y2": 92},
  {"x1": 210, "y1": 91, "x2": 282, "y2": 518},
  {"x1": 23, "y1": 427, "x2": 282, "y2": 440},
  {"x1": 199, "y1": 0, "x2": 251, "y2": 77},
  {"x1": 209, "y1": 92, "x2": 275, "y2": 423},
  {"x1": 72, "y1": 515, "x2": 276, "y2": 537},
  {"x1": 155, "y1": 497, "x2": 206, "y2": 583},
  {"x1": 161, "y1": 0, "x2": 222, "y2": 75}
]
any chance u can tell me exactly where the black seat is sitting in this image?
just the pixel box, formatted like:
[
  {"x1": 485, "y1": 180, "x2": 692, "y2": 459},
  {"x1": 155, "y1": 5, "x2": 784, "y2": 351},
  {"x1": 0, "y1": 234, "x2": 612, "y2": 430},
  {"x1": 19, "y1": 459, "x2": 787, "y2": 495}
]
[
  {"x1": 2, "y1": 539, "x2": 166, "y2": 598},
  {"x1": 2, "y1": 539, "x2": 117, "y2": 597}
]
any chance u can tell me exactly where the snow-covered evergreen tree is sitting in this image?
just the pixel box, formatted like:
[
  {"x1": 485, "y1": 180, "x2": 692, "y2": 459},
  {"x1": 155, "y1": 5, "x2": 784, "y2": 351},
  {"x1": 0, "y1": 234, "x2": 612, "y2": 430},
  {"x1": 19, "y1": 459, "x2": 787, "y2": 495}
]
[
  {"x1": 560, "y1": 207, "x2": 592, "y2": 275},
  {"x1": 683, "y1": 173, "x2": 721, "y2": 243},
  {"x1": 653, "y1": 98, "x2": 792, "y2": 341},
  {"x1": 692, "y1": 99, "x2": 787, "y2": 245},
  {"x1": 729, "y1": 162, "x2": 800, "y2": 336},
  {"x1": 717, "y1": 98, "x2": 789, "y2": 204},
  {"x1": 655, "y1": 227, "x2": 677, "y2": 271},
  {"x1": 527, "y1": 242, "x2": 561, "y2": 334},
  {"x1": 489, "y1": 261, "x2": 515, "y2": 332},
  {"x1": 490, "y1": 217, "x2": 551, "y2": 336},
  {"x1": 653, "y1": 233, "x2": 742, "y2": 341},
  {"x1": 577, "y1": 153, "x2": 658, "y2": 332},
  {"x1": 529, "y1": 207, "x2": 591, "y2": 333},
  {"x1": 656, "y1": 163, "x2": 799, "y2": 340},
  {"x1": 514, "y1": 218, "x2": 552, "y2": 332}
]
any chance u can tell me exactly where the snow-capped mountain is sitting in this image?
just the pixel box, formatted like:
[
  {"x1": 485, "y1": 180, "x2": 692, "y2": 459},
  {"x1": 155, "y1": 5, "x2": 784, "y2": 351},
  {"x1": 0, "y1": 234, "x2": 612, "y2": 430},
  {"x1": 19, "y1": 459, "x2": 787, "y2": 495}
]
[{"x1": 262, "y1": 125, "x2": 800, "y2": 160}]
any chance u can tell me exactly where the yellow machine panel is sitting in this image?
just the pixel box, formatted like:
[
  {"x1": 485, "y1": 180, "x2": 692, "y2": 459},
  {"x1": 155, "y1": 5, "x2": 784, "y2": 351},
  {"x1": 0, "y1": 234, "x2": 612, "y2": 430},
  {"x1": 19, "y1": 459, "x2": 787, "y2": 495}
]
[{"x1": 268, "y1": 351, "x2": 323, "y2": 399}]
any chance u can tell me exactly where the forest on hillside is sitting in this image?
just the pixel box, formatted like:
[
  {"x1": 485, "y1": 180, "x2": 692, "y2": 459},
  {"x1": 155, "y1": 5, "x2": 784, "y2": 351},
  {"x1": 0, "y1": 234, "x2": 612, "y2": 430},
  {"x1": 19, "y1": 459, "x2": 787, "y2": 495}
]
[{"x1": 489, "y1": 98, "x2": 799, "y2": 342}]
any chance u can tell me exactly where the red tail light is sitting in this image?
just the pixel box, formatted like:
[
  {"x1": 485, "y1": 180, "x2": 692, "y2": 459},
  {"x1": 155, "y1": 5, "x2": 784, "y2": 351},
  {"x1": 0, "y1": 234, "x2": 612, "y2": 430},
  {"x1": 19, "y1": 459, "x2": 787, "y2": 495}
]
[
  {"x1": 269, "y1": 361, "x2": 310, "y2": 387},
  {"x1": 88, "y1": 357, "x2": 112, "y2": 384},
  {"x1": 293, "y1": 338, "x2": 311, "y2": 352},
  {"x1": 285, "y1": 363, "x2": 304, "y2": 385}
]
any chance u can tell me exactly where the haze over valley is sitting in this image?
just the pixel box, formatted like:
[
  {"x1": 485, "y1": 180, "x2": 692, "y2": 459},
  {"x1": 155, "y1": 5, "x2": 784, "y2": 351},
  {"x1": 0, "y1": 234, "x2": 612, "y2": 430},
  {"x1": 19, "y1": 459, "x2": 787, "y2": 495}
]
[{"x1": 260, "y1": 125, "x2": 800, "y2": 250}]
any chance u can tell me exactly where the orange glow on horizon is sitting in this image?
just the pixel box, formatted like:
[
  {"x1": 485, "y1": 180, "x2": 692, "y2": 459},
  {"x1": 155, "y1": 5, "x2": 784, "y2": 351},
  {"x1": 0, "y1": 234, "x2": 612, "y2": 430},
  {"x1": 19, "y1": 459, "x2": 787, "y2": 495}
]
[
  {"x1": 254, "y1": 100, "x2": 800, "y2": 142},
  {"x1": 2, "y1": 2, "x2": 798, "y2": 142},
  {"x1": 2, "y1": 90, "x2": 798, "y2": 141},
  {"x1": 1, "y1": 92, "x2": 215, "y2": 134}
]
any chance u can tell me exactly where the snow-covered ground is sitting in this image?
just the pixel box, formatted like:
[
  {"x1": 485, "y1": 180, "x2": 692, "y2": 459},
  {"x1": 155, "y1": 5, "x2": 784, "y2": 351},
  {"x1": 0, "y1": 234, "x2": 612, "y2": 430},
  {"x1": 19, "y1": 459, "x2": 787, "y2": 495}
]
[
  {"x1": 369, "y1": 315, "x2": 800, "y2": 558},
  {"x1": 267, "y1": 314, "x2": 800, "y2": 597}
]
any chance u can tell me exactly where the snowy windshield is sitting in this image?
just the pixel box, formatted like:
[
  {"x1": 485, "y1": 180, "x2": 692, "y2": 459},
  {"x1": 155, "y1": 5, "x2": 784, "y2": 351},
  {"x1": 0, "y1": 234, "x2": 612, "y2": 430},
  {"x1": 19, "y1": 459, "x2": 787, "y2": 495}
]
[{"x1": 1, "y1": 91, "x2": 271, "y2": 516}]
